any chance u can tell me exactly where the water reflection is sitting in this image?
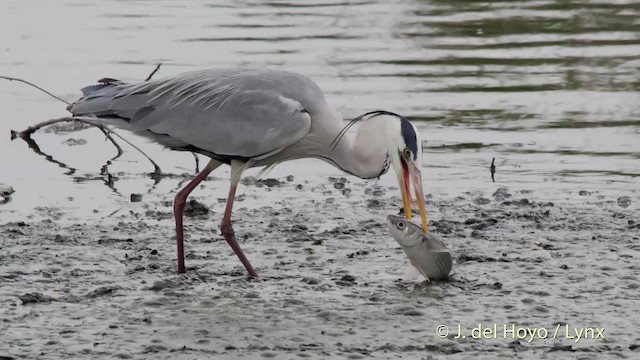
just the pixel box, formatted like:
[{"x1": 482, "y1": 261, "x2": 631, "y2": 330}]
[{"x1": 1, "y1": 0, "x2": 639, "y2": 199}]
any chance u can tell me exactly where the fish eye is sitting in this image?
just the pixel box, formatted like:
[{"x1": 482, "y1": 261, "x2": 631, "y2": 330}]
[
  {"x1": 402, "y1": 147, "x2": 411, "y2": 158},
  {"x1": 396, "y1": 221, "x2": 405, "y2": 230}
]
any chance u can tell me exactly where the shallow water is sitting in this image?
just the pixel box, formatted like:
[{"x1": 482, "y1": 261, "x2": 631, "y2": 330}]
[{"x1": 1, "y1": 0, "x2": 639, "y2": 359}]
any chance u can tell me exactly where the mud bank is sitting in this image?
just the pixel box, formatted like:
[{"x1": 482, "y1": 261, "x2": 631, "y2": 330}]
[{"x1": 1, "y1": 175, "x2": 638, "y2": 359}]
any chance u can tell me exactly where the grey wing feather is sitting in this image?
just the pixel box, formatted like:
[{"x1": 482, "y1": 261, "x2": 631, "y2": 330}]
[{"x1": 68, "y1": 69, "x2": 318, "y2": 159}]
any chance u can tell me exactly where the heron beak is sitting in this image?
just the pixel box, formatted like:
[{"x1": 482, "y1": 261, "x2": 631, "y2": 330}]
[{"x1": 398, "y1": 158, "x2": 428, "y2": 234}]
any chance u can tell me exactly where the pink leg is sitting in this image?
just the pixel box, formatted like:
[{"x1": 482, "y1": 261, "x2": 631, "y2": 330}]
[
  {"x1": 220, "y1": 183, "x2": 258, "y2": 277},
  {"x1": 174, "y1": 160, "x2": 220, "y2": 273}
]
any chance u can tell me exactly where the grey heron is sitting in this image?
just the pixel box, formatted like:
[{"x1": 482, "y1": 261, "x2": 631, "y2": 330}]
[{"x1": 67, "y1": 68, "x2": 428, "y2": 276}]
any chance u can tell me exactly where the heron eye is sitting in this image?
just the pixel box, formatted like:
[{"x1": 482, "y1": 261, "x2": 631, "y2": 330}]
[
  {"x1": 402, "y1": 148, "x2": 411, "y2": 158},
  {"x1": 397, "y1": 221, "x2": 405, "y2": 230}
]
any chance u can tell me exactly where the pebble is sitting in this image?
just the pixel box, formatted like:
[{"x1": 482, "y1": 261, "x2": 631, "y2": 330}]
[
  {"x1": 302, "y1": 276, "x2": 321, "y2": 285},
  {"x1": 184, "y1": 199, "x2": 209, "y2": 217},
  {"x1": 61, "y1": 138, "x2": 87, "y2": 146},
  {"x1": 86, "y1": 286, "x2": 121, "y2": 298},
  {"x1": 258, "y1": 178, "x2": 282, "y2": 187},
  {"x1": 493, "y1": 187, "x2": 512, "y2": 202},
  {"x1": 402, "y1": 309, "x2": 425, "y2": 316},
  {"x1": 19, "y1": 292, "x2": 55, "y2": 304},
  {"x1": 130, "y1": 193, "x2": 143, "y2": 202},
  {"x1": 617, "y1": 196, "x2": 631, "y2": 208}
]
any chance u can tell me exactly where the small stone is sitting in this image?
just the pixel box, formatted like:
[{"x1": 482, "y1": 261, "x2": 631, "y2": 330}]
[
  {"x1": 149, "y1": 280, "x2": 175, "y2": 291},
  {"x1": 61, "y1": 138, "x2": 87, "y2": 146},
  {"x1": 258, "y1": 178, "x2": 281, "y2": 187},
  {"x1": 578, "y1": 190, "x2": 591, "y2": 196},
  {"x1": 341, "y1": 275, "x2": 356, "y2": 282},
  {"x1": 492, "y1": 187, "x2": 512, "y2": 202},
  {"x1": 617, "y1": 196, "x2": 631, "y2": 208},
  {"x1": 113, "y1": 353, "x2": 133, "y2": 359},
  {"x1": 474, "y1": 197, "x2": 491, "y2": 205},
  {"x1": 86, "y1": 286, "x2": 121, "y2": 298},
  {"x1": 402, "y1": 309, "x2": 425, "y2": 316},
  {"x1": 333, "y1": 182, "x2": 345, "y2": 190},
  {"x1": 184, "y1": 199, "x2": 209, "y2": 217},
  {"x1": 533, "y1": 305, "x2": 549, "y2": 313},
  {"x1": 130, "y1": 193, "x2": 143, "y2": 202},
  {"x1": 302, "y1": 276, "x2": 321, "y2": 285},
  {"x1": 19, "y1": 292, "x2": 55, "y2": 304}
]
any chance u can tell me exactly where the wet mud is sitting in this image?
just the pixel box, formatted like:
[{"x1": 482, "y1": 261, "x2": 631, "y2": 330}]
[{"x1": 1, "y1": 176, "x2": 638, "y2": 359}]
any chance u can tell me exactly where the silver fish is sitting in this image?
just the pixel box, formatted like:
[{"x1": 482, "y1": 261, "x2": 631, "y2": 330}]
[{"x1": 386, "y1": 214, "x2": 453, "y2": 281}]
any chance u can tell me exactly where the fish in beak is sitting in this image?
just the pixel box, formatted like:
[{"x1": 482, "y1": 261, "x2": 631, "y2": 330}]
[{"x1": 397, "y1": 155, "x2": 428, "y2": 234}]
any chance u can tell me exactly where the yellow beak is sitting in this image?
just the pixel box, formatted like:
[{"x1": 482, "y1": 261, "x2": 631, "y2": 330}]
[{"x1": 398, "y1": 159, "x2": 428, "y2": 234}]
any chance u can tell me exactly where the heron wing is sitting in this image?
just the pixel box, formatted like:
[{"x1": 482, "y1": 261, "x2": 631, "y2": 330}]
[{"x1": 68, "y1": 69, "x2": 316, "y2": 159}]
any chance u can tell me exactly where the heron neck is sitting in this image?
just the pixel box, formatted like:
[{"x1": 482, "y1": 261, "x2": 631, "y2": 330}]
[{"x1": 331, "y1": 116, "x2": 390, "y2": 179}]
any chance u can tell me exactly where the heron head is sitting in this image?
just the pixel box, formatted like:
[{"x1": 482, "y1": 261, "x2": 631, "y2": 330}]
[
  {"x1": 384, "y1": 113, "x2": 428, "y2": 234},
  {"x1": 331, "y1": 110, "x2": 428, "y2": 233}
]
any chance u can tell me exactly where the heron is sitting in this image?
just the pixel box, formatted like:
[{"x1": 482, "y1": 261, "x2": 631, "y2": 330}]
[{"x1": 67, "y1": 68, "x2": 428, "y2": 277}]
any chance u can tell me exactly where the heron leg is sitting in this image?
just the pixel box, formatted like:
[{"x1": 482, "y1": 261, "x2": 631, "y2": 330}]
[
  {"x1": 174, "y1": 159, "x2": 222, "y2": 273},
  {"x1": 220, "y1": 160, "x2": 258, "y2": 277}
]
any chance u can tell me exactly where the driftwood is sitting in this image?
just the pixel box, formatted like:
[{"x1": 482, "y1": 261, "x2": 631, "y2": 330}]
[
  {"x1": 490, "y1": 157, "x2": 496, "y2": 182},
  {"x1": 1, "y1": 65, "x2": 173, "y2": 183},
  {"x1": 9, "y1": 116, "x2": 162, "y2": 176}
]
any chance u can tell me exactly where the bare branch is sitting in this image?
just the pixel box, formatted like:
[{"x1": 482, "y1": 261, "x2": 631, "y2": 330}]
[
  {"x1": 11, "y1": 116, "x2": 162, "y2": 176},
  {"x1": 97, "y1": 126, "x2": 124, "y2": 159},
  {"x1": 490, "y1": 157, "x2": 496, "y2": 182},
  {"x1": 0, "y1": 75, "x2": 71, "y2": 105},
  {"x1": 192, "y1": 152, "x2": 200, "y2": 173},
  {"x1": 145, "y1": 64, "x2": 161, "y2": 81},
  {"x1": 3, "y1": 73, "x2": 164, "y2": 176}
]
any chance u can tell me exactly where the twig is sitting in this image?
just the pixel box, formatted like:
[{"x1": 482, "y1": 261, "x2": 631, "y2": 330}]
[
  {"x1": 490, "y1": 157, "x2": 496, "y2": 182},
  {"x1": 145, "y1": 64, "x2": 161, "y2": 81},
  {"x1": 11, "y1": 130, "x2": 77, "y2": 176},
  {"x1": 97, "y1": 126, "x2": 124, "y2": 159},
  {"x1": 0, "y1": 75, "x2": 71, "y2": 105},
  {"x1": 3, "y1": 73, "x2": 163, "y2": 176},
  {"x1": 11, "y1": 116, "x2": 162, "y2": 175},
  {"x1": 94, "y1": 123, "x2": 162, "y2": 175},
  {"x1": 192, "y1": 152, "x2": 200, "y2": 174}
]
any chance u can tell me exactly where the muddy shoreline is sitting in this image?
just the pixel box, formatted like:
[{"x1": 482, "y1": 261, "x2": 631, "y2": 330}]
[{"x1": 1, "y1": 175, "x2": 638, "y2": 359}]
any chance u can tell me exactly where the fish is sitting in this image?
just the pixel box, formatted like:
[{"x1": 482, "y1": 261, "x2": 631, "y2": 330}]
[{"x1": 386, "y1": 214, "x2": 453, "y2": 281}]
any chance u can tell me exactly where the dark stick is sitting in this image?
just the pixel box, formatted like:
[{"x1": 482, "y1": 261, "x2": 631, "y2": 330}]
[
  {"x1": 192, "y1": 152, "x2": 200, "y2": 173},
  {"x1": 490, "y1": 157, "x2": 496, "y2": 182},
  {"x1": 11, "y1": 116, "x2": 162, "y2": 176},
  {"x1": 2, "y1": 75, "x2": 163, "y2": 176},
  {"x1": 0, "y1": 75, "x2": 70, "y2": 105},
  {"x1": 145, "y1": 64, "x2": 161, "y2": 81}
]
